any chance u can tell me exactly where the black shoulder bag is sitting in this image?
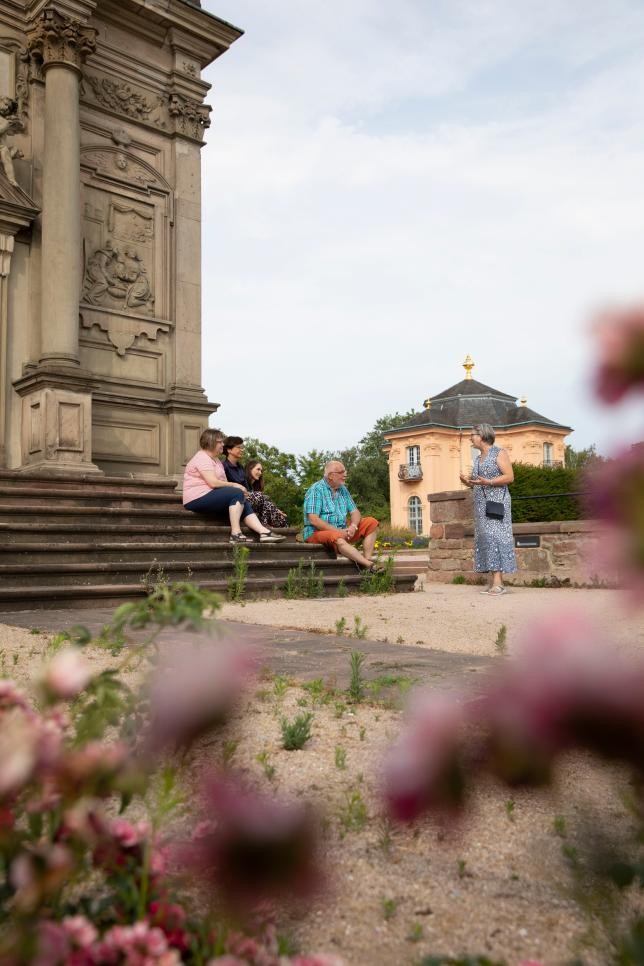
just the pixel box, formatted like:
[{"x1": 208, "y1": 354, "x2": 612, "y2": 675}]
[{"x1": 483, "y1": 485, "x2": 505, "y2": 520}]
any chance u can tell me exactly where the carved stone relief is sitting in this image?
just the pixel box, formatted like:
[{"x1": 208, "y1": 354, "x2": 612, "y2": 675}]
[
  {"x1": 168, "y1": 92, "x2": 210, "y2": 140},
  {"x1": 82, "y1": 149, "x2": 170, "y2": 195},
  {"x1": 82, "y1": 237, "x2": 154, "y2": 315},
  {"x1": 80, "y1": 308, "x2": 168, "y2": 357},
  {"x1": 0, "y1": 96, "x2": 23, "y2": 186},
  {"x1": 81, "y1": 68, "x2": 211, "y2": 142},
  {"x1": 82, "y1": 72, "x2": 168, "y2": 127}
]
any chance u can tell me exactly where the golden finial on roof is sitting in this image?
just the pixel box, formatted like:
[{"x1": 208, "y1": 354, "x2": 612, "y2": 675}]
[
  {"x1": 519, "y1": 395, "x2": 527, "y2": 407},
  {"x1": 463, "y1": 354, "x2": 475, "y2": 380},
  {"x1": 423, "y1": 397, "x2": 432, "y2": 410}
]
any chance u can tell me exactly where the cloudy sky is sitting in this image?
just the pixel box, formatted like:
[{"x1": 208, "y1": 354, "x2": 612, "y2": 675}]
[{"x1": 200, "y1": 0, "x2": 644, "y2": 457}]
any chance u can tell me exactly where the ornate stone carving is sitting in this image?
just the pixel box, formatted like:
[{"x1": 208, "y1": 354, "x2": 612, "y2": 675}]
[
  {"x1": 168, "y1": 92, "x2": 210, "y2": 141},
  {"x1": 80, "y1": 308, "x2": 168, "y2": 357},
  {"x1": 182, "y1": 60, "x2": 198, "y2": 76},
  {"x1": 82, "y1": 149, "x2": 169, "y2": 193},
  {"x1": 82, "y1": 237, "x2": 154, "y2": 316},
  {"x1": 82, "y1": 72, "x2": 167, "y2": 127},
  {"x1": 0, "y1": 97, "x2": 23, "y2": 187},
  {"x1": 27, "y1": 10, "x2": 97, "y2": 72}
]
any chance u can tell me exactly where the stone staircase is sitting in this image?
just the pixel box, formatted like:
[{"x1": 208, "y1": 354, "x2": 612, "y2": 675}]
[{"x1": 0, "y1": 473, "x2": 416, "y2": 610}]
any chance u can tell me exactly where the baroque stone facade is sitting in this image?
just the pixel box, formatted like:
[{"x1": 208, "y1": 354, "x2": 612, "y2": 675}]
[{"x1": 0, "y1": 0, "x2": 241, "y2": 475}]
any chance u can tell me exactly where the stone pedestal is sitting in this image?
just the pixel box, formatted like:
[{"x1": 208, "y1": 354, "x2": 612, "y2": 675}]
[{"x1": 0, "y1": 0, "x2": 242, "y2": 476}]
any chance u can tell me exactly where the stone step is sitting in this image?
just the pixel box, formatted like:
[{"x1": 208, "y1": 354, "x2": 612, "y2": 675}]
[
  {"x1": 0, "y1": 572, "x2": 418, "y2": 611},
  {"x1": 0, "y1": 556, "x2": 353, "y2": 588},
  {"x1": 0, "y1": 487, "x2": 183, "y2": 509},
  {"x1": 0, "y1": 471, "x2": 180, "y2": 493},
  {"x1": 0, "y1": 541, "x2": 329, "y2": 564},
  {"x1": 0, "y1": 522, "x2": 300, "y2": 545}
]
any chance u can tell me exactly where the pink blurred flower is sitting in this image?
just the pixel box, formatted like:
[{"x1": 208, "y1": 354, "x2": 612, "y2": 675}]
[
  {"x1": 592, "y1": 305, "x2": 644, "y2": 403},
  {"x1": 42, "y1": 647, "x2": 92, "y2": 701},
  {"x1": 148, "y1": 900, "x2": 189, "y2": 953},
  {"x1": 586, "y1": 446, "x2": 644, "y2": 599},
  {"x1": 63, "y1": 915, "x2": 98, "y2": 949},
  {"x1": 10, "y1": 842, "x2": 74, "y2": 912},
  {"x1": 181, "y1": 772, "x2": 320, "y2": 911},
  {"x1": 146, "y1": 640, "x2": 257, "y2": 752},
  {"x1": 0, "y1": 709, "x2": 40, "y2": 801},
  {"x1": 93, "y1": 921, "x2": 181, "y2": 964},
  {"x1": 0, "y1": 679, "x2": 32, "y2": 713},
  {"x1": 383, "y1": 694, "x2": 468, "y2": 821},
  {"x1": 291, "y1": 958, "x2": 345, "y2": 966},
  {"x1": 55, "y1": 741, "x2": 139, "y2": 800}
]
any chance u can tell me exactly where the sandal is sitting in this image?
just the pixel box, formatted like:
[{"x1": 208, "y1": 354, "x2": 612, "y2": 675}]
[
  {"x1": 229, "y1": 532, "x2": 249, "y2": 544},
  {"x1": 367, "y1": 563, "x2": 385, "y2": 574}
]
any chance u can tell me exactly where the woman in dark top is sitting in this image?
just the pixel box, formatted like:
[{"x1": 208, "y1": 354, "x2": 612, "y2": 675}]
[
  {"x1": 222, "y1": 436, "x2": 247, "y2": 486},
  {"x1": 245, "y1": 459, "x2": 288, "y2": 530}
]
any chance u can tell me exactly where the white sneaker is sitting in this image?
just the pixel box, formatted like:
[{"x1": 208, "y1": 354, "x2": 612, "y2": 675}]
[
  {"x1": 488, "y1": 586, "x2": 507, "y2": 596},
  {"x1": 258, "y1": 532, "x2": 286, "y2": 543},
  {"x1": 479, "y1": 587, "x2": 492, "y2": 595}
]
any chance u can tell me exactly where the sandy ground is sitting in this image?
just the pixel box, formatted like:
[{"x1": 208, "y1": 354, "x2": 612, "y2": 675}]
[
  {"x1": 219, "y1": 584, "x2": 644, "y2": 657},
  {"x1": 1, "y1": 586, "x2": 643, "y2": 965}
]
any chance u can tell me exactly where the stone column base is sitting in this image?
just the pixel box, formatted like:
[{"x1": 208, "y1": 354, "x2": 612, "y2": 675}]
[{"x1": 13, "y1": 368, "x2": 101, "y2": 475}]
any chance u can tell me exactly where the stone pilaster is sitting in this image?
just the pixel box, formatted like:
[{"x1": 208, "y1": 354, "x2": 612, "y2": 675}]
[
  {"x1": 13, "y1": 8, "x2": 101, "y2": 474},
  {"x1": 28, "y1": 9, "x2": 97, "y2": 366}
]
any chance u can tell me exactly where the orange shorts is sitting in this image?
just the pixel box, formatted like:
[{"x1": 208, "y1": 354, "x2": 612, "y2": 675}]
[{"x1": 305, "y1": 516, "x2": 379, "y2": 548}]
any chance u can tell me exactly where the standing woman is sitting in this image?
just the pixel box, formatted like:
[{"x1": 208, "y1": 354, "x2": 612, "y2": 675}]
[
  {"x1": 245, "y1": 460, "x2": 288, "y2": 530},
  {"x1": 460, "y1": 423, "x2": 516, "y2": 594},
  {"x1": 183, "y1": 429, "x2": 285, "y2": 544}
]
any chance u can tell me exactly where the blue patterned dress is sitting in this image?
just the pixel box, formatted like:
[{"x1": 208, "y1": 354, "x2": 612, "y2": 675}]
[{"x1": 472, "y1": 445, "x2": 517, "y2": 574}]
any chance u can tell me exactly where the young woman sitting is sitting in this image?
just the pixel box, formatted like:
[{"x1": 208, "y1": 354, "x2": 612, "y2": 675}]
[{"x1": 245, "y1": 460, "x2": 288, "y2": 530}]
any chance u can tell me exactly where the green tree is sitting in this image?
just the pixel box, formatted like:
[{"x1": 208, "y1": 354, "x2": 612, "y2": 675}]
[
  {"x1": 242, "y1": 437, "x2": 302, "y2": 524},
  {"x1": 564, "y1": 443, "x2": 605, "y2": 471}
]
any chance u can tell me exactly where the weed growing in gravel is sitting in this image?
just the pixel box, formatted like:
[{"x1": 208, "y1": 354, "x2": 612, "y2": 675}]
[
  {"x1": 553, "y1": 815, "x2": 567, "y2": 838},
  {"x1": 29, "y1": 627, "x2": 42, "y2": 635},
  {"x1": 359, "y1": 725, "x2": 366, "y2": 741},
  {"x1": 381, "y1": 897, "x2": 397, "y2": 920},
  {"x1": 348, "y1": 650, "x2": 366, "y2": 702},
  {"x1": 222, "y1": 738, "x2": 239, "y2": 767},
  {"x1": 504, "y1": 798, "x2": 515, "y2": 822},
  {"x1": 407, "y1": 923, "x2": 423, "y2": 943},
  {"x1": 280, "y1": 711, "x2": 313, "y2": 750},
  {"x1": 494, "y1": 624, "x2": 508, "y2": 655},
  {"x1": 256, "y1": 749, "x2": 276, "y2": 782},
  {"x1": 351, "y1": 616, "x2": 368, "y2": 640},
  {"x1": 333, "y1": 700, "x2": 346, "y2": 719},
  {"x1": 336, "y1": 577, "x2": 348, "y2": 598},
  {"x1": 334, "y1": 745, "x2": 347, "y2": 770},
  {"x1": 451, "y1": 574, "x2": 466, "y2": 584},
  {"x1": 335, "y1": 617, "x2": 347, "y2": 636},
  {"x1": 228, "y1": 544, "x2": 249, "y2": 601},
  {"x1": 367, "y1": 674, "x2": 414, "y2": 700},
  {"x1": 396, "y1": 635, "x2": 405, "y2": 644},
  {"x1": 273, "y1": 674, "x2": 290, "y2": 700},
  {"x1": 338, "y1": 787, "x2": 368, "y2": 835},
  {"x1": 457, "y1": 858, "x2": 468, "y2": 878},
  {"x1": 301, "y1": 677, "x2": 331, "y2": 706},
  {"x1": 377, "y1": 819, "x2": 393, "y2": 853}
]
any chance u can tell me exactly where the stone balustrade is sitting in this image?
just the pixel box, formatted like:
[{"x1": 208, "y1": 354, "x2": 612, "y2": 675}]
[{"x1": 427, "y1": 489, "x2": 616, "y2": 586}]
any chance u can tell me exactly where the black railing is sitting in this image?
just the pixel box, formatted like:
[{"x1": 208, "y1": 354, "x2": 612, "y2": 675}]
[{"x1": 510, "y1": 490, "x2": 589, "y2": 523}]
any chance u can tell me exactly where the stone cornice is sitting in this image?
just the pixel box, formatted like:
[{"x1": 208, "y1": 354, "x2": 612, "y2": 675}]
[
  {"x1": 26, "y1": 0, "x2": 98, "y2": 26},
  {"x1": 100, "y1": 0, "x2": 243, "y2": 67}
]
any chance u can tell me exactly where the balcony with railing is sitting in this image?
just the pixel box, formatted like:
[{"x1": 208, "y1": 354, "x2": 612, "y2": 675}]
[
  {"x1": 398, "y1": 463, "x2": 423, "y2": 482},
  {"x1": 542, "y1": 460, "x2": 564, "y2": 469}
]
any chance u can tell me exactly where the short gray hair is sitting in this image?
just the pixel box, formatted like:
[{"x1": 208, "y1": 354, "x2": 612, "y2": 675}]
[
  {"x1": 472, "y1": 423, "x2": 495, "y2": 444},
  {"x1": 324, "y1": 460, "x2": 344, "y2": 477}
]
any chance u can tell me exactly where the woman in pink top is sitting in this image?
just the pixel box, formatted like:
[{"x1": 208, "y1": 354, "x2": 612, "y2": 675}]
[{"x1": 183, "y1": 429, "x2": 285, "y2": 544}]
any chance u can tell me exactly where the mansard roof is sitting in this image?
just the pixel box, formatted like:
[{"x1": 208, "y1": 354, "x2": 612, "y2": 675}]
[{"x1": 384, "y1": 373, "x2": 572, "y2": 438}]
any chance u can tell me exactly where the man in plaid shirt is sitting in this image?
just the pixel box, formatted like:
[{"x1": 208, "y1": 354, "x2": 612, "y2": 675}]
[{"x1": 303, "y1": 460, "x2": 382, "y2": 572}]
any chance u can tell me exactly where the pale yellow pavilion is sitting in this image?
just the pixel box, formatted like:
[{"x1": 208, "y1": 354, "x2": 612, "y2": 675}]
[{"x1": 383, "y1": 356, "x2": 572, "y2": 535}]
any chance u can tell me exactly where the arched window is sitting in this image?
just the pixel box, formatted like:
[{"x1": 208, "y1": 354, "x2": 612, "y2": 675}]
[{"x1": 408, "y1": 495, "x2": 423, "y2": 535}]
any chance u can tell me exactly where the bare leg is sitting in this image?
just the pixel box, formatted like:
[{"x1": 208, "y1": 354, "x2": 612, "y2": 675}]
[
  {"x1": 362, "y1": 527, "x2": 378, "y2": 563},
  {"x1": 241, "y1": 512, "x2": 271, "y2": 536},
  {"x1": 228, "y1": 501, "x2": 244, "y2": 535},
  {"x1": 491, "y1": 571, "x2": 503, "y2": 589},
  {"x1": 335, "y1": 537, "x2": 371, "y2": 569}
]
